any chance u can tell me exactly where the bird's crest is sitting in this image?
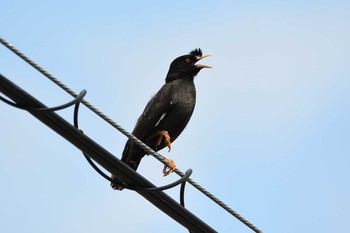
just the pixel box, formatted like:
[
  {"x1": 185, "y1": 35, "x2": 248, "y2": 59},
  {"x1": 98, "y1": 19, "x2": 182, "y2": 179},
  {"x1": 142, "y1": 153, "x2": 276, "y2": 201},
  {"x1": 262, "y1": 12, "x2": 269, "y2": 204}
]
[{"x1": 189, "y1": 48, "x2": 202, "y2": 57}]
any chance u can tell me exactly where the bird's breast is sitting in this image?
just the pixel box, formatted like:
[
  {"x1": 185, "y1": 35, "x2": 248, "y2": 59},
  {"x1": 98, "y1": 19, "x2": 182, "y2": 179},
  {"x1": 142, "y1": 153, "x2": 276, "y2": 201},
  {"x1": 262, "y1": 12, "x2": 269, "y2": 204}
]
[{"x1": 157, "y1": 80, "x2": 196, "y2": 141}]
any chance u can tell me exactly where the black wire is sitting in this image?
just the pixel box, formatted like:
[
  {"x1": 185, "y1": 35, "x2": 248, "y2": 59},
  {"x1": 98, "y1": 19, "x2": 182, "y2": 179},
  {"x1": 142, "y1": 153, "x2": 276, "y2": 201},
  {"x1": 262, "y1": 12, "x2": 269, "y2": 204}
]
[
  {"x1": 125, "y1": 169, "x2": 192, "y2": 192},
  {"x1": 73, "y1": 100, "x2": 81, "y2": 128},
  {"x1": 180, "y1": 181, "x2": 192, "y2": 233},
  {"x1": 74, "y1": 101, "x2": 114, "y2": 182},
  {"x1": 0, "y1": 89, "x2": 87, "y2": 111},
  {"x1": 180, "y1": 179, "x2": 187, "y2": 207}
]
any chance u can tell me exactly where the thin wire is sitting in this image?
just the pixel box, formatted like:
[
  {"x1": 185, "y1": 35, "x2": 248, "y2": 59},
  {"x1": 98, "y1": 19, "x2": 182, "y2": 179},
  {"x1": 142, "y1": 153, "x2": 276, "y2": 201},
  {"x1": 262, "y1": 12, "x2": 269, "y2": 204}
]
[
  {"x1": 0, "y1": 36, "x2": 262, "y2": 233},
  {"x1": 0, "y1": 90, "x2": 86, "y2": 111},
  {"x1": 180, "y1": 182, "x2": 191, "y2": 233}
]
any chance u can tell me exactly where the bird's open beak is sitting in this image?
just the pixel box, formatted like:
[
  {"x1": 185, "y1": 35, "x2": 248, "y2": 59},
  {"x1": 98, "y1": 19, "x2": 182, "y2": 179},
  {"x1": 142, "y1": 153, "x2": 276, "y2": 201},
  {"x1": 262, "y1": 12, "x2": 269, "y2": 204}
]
[{"x1": 195, "y1": 54, "x2": 212, "y2": 68}]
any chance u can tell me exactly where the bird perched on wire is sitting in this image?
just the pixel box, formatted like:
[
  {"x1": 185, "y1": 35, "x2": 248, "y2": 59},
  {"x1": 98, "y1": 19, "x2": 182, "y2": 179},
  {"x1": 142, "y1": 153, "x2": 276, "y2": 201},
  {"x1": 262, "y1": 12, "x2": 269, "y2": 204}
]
[{"x1": 111, "y1": 48, "x2": 211, "y2": 190}]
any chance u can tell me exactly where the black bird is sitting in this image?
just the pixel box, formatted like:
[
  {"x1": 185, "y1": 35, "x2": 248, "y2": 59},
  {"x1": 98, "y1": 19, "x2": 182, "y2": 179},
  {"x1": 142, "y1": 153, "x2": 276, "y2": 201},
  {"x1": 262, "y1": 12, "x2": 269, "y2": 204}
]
[{"x1": 111, "y1": 48, "x2": 211, "y2": 189}]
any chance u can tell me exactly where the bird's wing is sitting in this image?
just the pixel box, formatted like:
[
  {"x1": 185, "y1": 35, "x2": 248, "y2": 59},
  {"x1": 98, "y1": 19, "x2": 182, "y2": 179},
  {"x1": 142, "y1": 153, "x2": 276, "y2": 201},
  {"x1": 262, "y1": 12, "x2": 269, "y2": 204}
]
[{"x1": 131, "y1": 83, "x2": 173, "y2": 141}]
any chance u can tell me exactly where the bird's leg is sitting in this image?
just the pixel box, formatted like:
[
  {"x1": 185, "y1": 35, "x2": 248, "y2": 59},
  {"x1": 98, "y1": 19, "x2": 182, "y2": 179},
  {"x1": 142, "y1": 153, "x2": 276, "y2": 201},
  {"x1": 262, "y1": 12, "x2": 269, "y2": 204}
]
[
  {"x1": 147, "y1": 130, "x2": 175, "y2": 175},
  {"x1": 148, "y1": 130, "x2": 172, "y2": 151},
  {"x1": 163, "y1": 158, "x2": 176, "y2": 176},
  {"x1": 156, "y1": 130, "x2": 171, "y2": 151}
]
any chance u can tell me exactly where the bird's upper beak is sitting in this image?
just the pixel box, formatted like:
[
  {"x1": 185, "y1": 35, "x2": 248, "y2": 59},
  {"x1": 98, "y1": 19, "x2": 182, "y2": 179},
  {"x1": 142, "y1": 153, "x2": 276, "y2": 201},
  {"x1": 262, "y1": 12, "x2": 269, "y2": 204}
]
[{"x1": 195, "y1": 54, "x2": 212, "y2": 69}]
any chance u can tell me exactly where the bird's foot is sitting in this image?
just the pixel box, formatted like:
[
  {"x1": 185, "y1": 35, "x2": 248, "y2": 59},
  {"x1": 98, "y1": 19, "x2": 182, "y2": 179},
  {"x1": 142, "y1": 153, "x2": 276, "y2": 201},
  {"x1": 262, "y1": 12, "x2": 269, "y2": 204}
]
[
  {"x1": 163, "y1": 158, "x2": 176, "y2": 176},
  {"x1": 156, "y1": 130, "x2": 171, "y2": 151},
  {"x1": 110, "y1": 182, "x2": 123, "y2": 191},
  {"x1": 110, "y1": 175, "x2": 124, "y2": 191}
]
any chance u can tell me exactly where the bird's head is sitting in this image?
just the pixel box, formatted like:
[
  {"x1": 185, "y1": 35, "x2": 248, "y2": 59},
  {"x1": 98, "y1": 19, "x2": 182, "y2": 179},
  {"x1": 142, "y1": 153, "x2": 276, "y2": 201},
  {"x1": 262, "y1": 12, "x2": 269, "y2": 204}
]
[{"x1": 166, "y1": 48, "x2": 211, "y2": 83}]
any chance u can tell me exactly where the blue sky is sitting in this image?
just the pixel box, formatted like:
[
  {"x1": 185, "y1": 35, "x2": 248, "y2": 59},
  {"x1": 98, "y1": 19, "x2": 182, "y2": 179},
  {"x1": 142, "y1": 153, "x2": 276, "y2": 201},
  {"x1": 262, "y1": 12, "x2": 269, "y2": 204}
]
[{"x1": 1, "y1": 1, "x2": 349, "y2": 232}]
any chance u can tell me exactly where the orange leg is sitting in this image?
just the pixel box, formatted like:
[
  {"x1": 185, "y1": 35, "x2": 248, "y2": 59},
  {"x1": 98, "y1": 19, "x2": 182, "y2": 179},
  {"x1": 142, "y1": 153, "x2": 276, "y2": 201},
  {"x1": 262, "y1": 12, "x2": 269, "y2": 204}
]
[
  {"x1": 163, "y1": 158, "x2": 176, "y2": 176},
  {"x1": 157, "y1": 130, "x2": 171, "y2": 151},
  {"x1": 147, "y1": 130, "x2": 175, "y2": 175},
  {"x1": 148, "y1": 130, "x2": 172, "y2": 151}
]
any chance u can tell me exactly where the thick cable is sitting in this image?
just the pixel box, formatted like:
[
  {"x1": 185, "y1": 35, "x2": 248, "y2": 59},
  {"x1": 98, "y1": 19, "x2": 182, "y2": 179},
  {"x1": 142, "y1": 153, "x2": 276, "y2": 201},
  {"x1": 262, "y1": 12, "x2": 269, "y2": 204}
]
[{"x1": 0, "y1": 36, "x2": 262, "y2": 233}]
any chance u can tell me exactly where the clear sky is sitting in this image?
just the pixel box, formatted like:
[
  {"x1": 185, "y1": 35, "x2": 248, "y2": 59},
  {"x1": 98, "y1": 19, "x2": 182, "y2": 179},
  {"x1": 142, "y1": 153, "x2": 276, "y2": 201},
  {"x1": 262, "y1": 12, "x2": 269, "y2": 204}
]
[{"x1": 1, "y1": 1, "x2": 349, "y2": 233}]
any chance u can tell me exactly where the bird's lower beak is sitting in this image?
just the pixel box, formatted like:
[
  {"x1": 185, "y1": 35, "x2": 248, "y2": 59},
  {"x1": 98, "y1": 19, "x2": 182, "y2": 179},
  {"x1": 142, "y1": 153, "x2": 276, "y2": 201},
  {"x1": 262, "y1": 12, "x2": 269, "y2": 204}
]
[
  {"x1": 195, "y1": 64, "x2": 212, "y2": 69},
  {"x1": 195, "y1": 54, "x2": 212, "y2": 68}
]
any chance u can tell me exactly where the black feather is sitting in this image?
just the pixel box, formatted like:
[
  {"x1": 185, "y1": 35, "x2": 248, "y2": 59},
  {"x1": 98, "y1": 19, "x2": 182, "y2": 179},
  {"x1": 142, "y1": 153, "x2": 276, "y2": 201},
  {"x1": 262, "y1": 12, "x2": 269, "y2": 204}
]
[{"x1": 189, "y1": 48, "x2": 202, "y2": 57}]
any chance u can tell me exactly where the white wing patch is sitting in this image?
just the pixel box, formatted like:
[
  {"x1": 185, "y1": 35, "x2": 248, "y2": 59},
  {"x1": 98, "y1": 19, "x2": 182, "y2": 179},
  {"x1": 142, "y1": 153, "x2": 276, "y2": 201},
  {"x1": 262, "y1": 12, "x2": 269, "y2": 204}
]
[
  {"x1": 154, "y1": 100, "x2": 173, "y2": 127},
  {"x1": 155, "y1": 112, "x2": 166, "y2": 126}
]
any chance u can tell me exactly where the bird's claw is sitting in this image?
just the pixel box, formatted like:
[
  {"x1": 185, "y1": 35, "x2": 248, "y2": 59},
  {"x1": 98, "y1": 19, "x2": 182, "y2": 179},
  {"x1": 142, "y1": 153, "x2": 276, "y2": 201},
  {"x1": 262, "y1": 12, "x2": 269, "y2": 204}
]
[
  {"x1": 156, "y1": 130, "x2": 172, "y2": 152},
  {"x1": 110, "y1": 175, "x2": 124, "y2": 191},
  {"x1": 110, "y1": 182, "x2": 120, "y2": 190},
  {"x1": 163, "y1": 158, "x2": 176, "y2": 176}
]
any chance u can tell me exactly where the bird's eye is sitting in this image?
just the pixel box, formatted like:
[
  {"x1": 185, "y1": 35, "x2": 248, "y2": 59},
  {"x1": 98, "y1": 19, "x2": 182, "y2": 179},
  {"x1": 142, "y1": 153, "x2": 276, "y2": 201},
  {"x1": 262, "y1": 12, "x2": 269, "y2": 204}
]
[{"x1": 185, "y1": 58, "x2": 191, "y2": 63}]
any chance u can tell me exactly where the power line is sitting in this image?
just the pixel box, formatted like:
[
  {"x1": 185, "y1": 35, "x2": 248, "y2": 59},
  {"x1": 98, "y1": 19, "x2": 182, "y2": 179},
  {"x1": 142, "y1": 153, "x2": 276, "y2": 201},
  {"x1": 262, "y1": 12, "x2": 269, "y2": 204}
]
[{"x1": 0, "y1": 36, "x2": 263, "y2": 233}]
